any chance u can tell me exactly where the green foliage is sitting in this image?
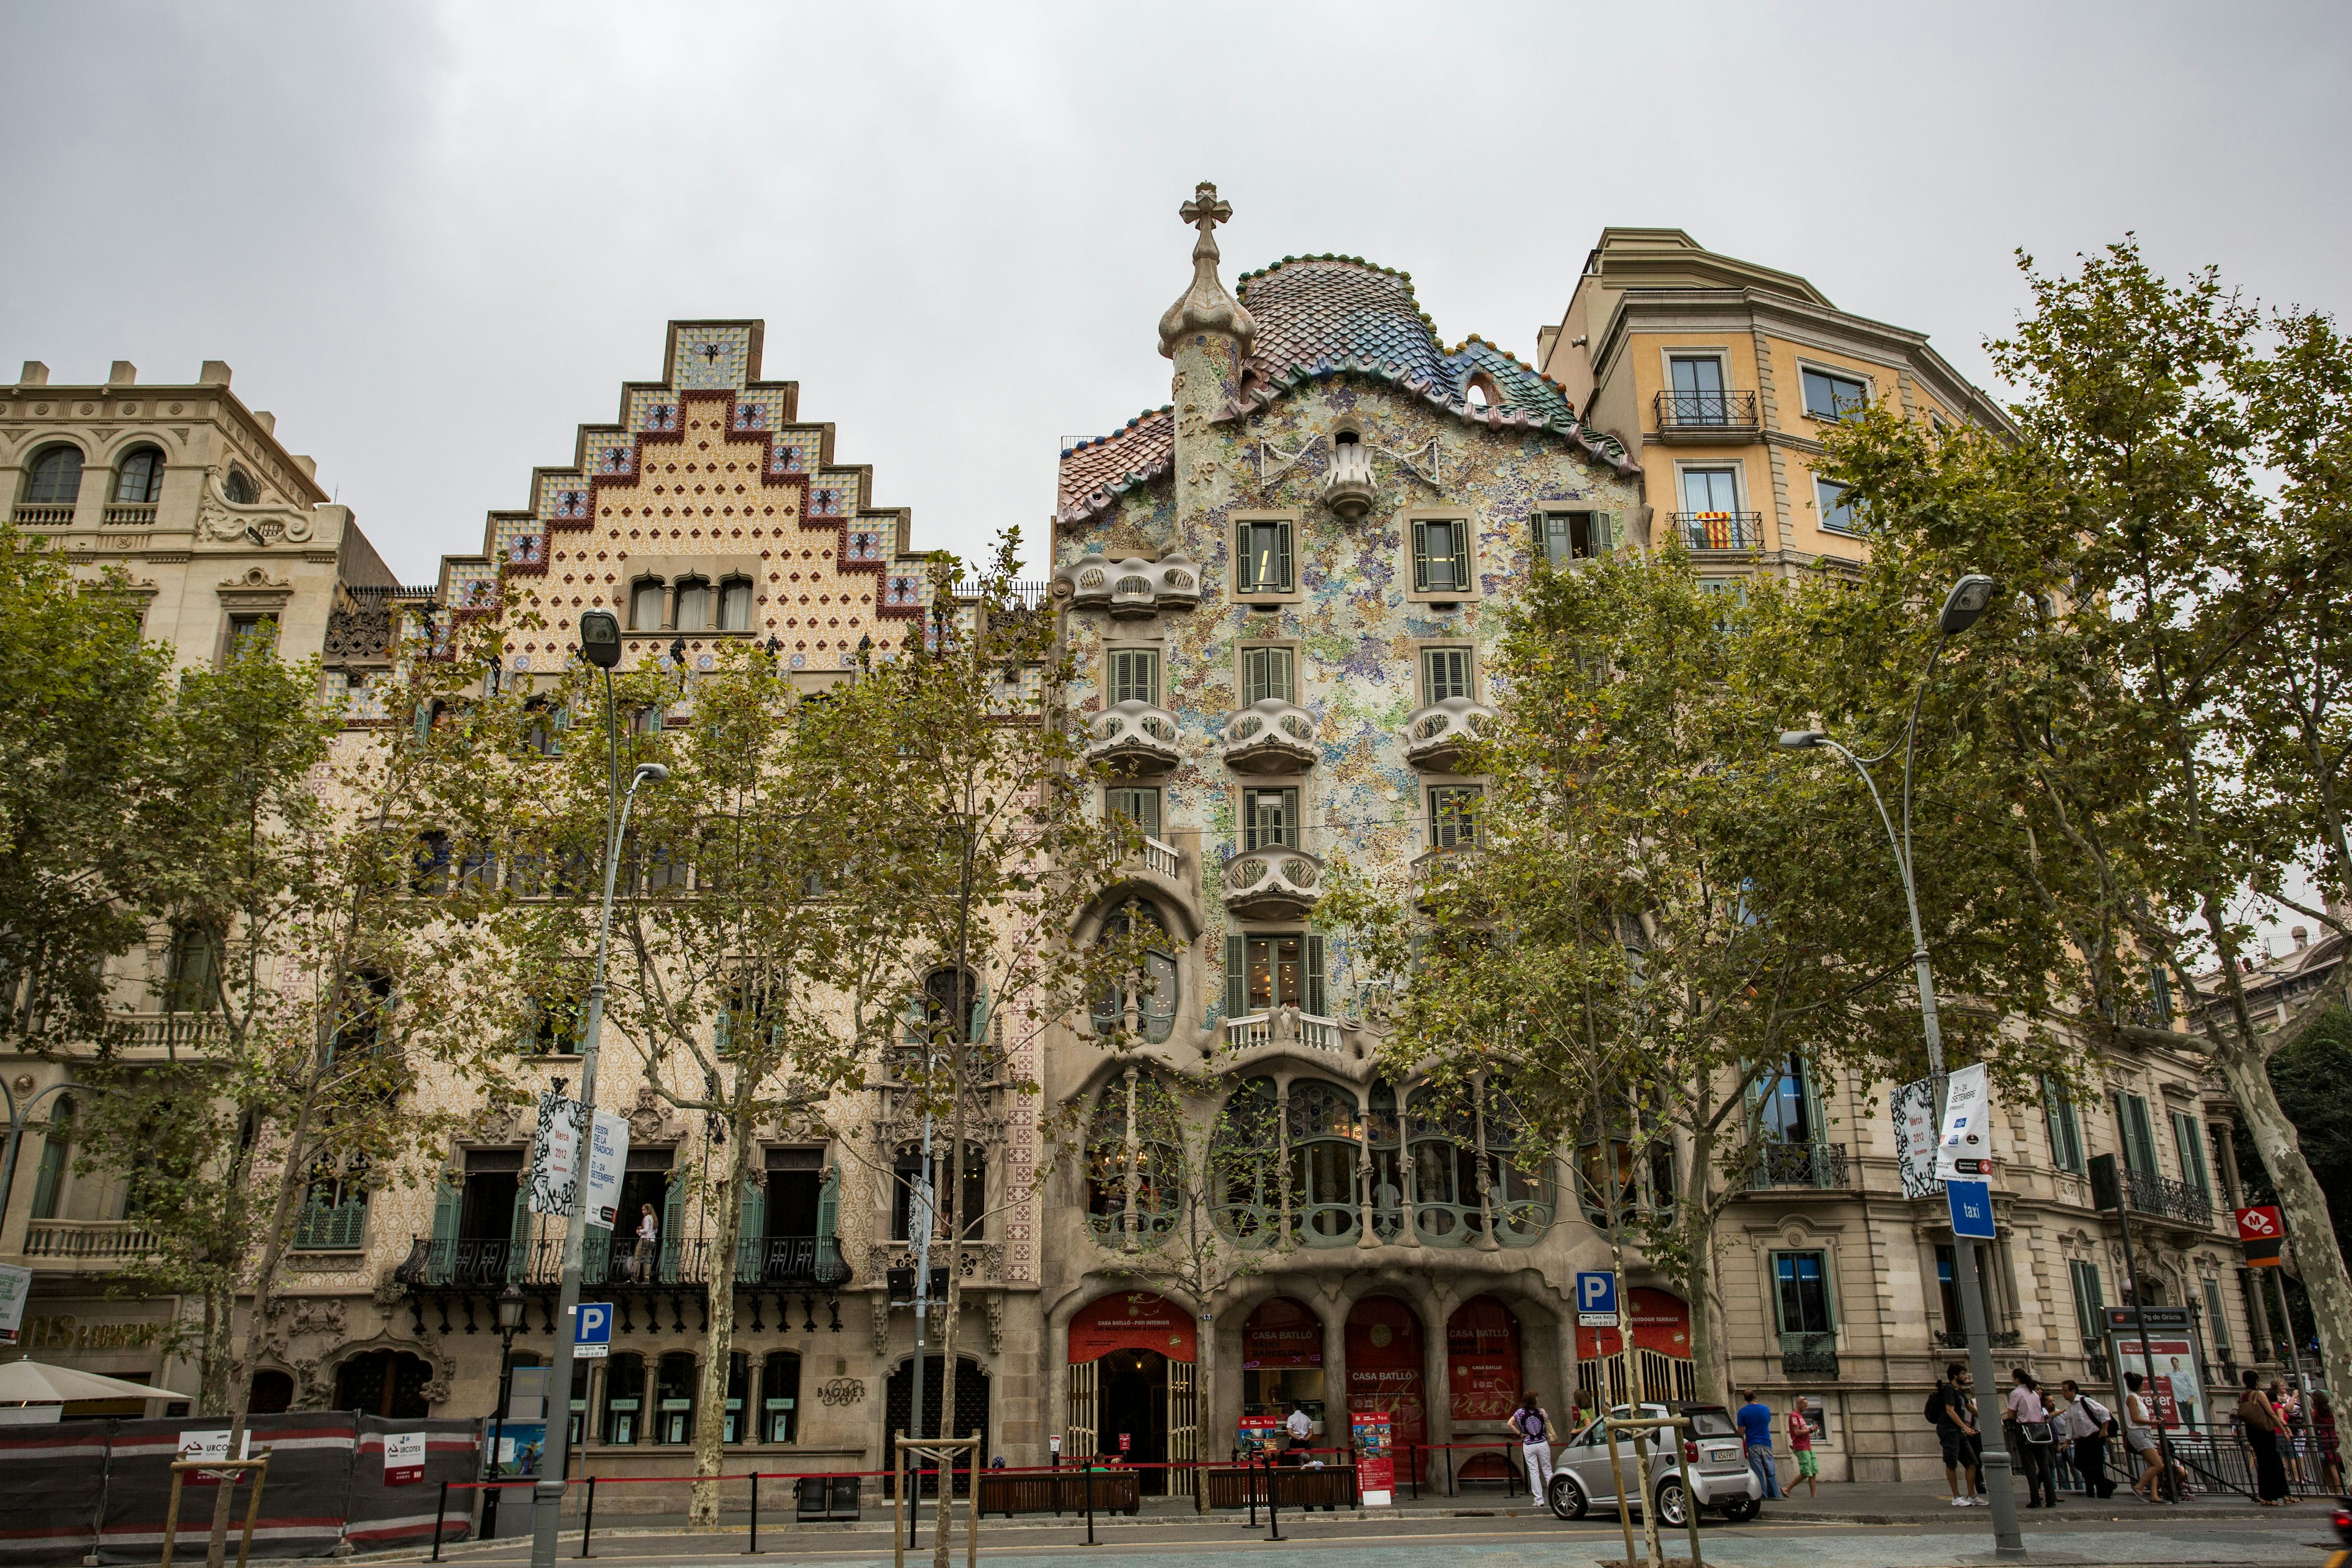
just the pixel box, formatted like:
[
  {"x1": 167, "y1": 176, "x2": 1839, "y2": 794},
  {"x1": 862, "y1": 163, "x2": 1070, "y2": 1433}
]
[{"x1": 0, "y1": 526, "x2": 170, "y2": 1049}]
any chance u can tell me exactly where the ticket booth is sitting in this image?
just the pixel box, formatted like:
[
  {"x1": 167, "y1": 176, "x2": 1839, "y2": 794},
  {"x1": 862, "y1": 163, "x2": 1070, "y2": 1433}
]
[{"x1": 1240, "y1": 1297, "x2": 1325, "y2": 1442}]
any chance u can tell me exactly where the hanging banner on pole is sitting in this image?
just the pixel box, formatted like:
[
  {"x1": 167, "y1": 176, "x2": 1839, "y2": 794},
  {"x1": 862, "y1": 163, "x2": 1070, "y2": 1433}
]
[
  {"x1": 1892, "y1": 1078, "x2": 1943, "y2": 1197},
  {"x1": 528, "y1": 1090, "x2": 586, "y2": 1216},
  {"x1": 0, "y1": 1263, "x2": 31, "y2": 1345},
  {"x1": 1935, "y1": 1064, "x2": 1994, "y2": 1179},
  {"x1": 584, "y1": 1110, "x2": 629, "y2": 1230}
]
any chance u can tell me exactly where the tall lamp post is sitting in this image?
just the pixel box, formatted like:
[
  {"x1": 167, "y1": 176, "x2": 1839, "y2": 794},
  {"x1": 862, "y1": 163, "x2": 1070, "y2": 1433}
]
[
  {"x1": 485, "y1": 1283, "x2": 526, "y2": 1536},
  {"x1": 530, "y1": 611, "x2": 667, "y2": 1568},
  {"x1": 1779, "y1": 574, "x2": 2024, "y2": 1556}
]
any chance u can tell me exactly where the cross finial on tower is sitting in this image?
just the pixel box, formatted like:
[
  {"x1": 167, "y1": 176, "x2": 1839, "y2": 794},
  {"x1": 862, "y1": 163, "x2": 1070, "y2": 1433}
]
[
  {"x1": 1179, "y1": 182, "x2": 1232, "y2": 236},
  {"x1": 1157, "y1": 180, "x2": 1255, "y2": 359}
]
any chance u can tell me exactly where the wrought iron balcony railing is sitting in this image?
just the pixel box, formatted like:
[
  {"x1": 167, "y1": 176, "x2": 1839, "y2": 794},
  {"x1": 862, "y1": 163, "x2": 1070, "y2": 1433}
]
[
  {"x1": 1779, "y1": 1332, "x2": 1838, "y2": 1379},
  {"x1": 1752, "y1": 1142, "x2": 1849, "y2": 1190},
  {"x1": 391, "y1": 1231, "x2": 848, "y2": 1291},
  {"x1": 1672, "y1": 511, "x2": 1764, "y2": 551},
  {"x1": 1936, "y1": 1327, "x2": 2024, "y2": 1349},
  {"x1": 1653, "y1": 390, "x2": 1761, "y2": 439},
  {"x1": 2124, "y1": 1167, "x2": 2215, "y2": 1228}
]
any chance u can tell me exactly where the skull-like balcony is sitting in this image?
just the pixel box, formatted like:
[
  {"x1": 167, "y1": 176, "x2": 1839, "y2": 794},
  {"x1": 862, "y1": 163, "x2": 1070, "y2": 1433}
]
[
  {"x1": 1223, "y1": 845, "x2": 1324, "y2": 920},
  {"x1": 1055, "y1": 552, "x2": 1201, "y2": 617},
  {"x1": 1087, "y1": 701, "x2": 1181, "y2": 775},
  {"x1": 1220, "y1": 699, "x2": 1318, "y2": 775},
  {"x1": 1403, "y1": 696, "x2": 1496, "y2": 772},
  {"x1": 1321, "y1": 435, "x2": 1375, "y2": 520}
]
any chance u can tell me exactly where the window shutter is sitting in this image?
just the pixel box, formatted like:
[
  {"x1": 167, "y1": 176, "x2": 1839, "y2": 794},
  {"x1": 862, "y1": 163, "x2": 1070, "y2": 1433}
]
[
  {"x1": 1224, "y1": 934, "x2": 1246, "y2": 1019},
  {"x1": 661, "y1": 1176, "x2": 687, "y2": 1278},
  {"x1": 816, "y1": 1164, "x2": 840, "y2": 1238},
  {"x1": 737, "y1": 1179, "x2": 766, "y2": 1281},
  {"x1": 1447, "y1": 519, "x2": 1471, "y2": 590},
  {"x1": 713, "y1": 1005, "x2": 731, "y2": 1057},
  {"x1": 508, "y1": 1180, "x2": 533, "y2": 1283},
  {"x1": 2044, "y1": 1077, "x2": 2068, "y2": 1169},
  {"x1": 1593, "y1": 512, "x2": 1616, "y2": 553},
  {"x1": 1276, "y1": 522, "x2": 1293, "y2": 592},
  {"x1": 1304, "y1": 934, "x2": 1326, "y2": 1018},
  {"x1": 2120, "y1": 1093, "x2": 2158, "y2": 1178}
]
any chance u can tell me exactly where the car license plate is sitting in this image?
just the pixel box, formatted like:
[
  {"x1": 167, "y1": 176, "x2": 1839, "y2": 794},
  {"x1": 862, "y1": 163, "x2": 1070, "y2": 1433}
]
[{"x1": 1708, "y1": 1447, "x2": 1738, "y2": 1464}]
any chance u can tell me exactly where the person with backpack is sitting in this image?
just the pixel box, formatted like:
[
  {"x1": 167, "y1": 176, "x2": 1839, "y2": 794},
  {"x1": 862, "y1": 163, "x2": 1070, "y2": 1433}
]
[
  {"x1": 1928, "y1": 1363, "x2": 1983, "y2": 1506},
  {"x1": 1512, "y1": 1392, "x2": 1553, "y2": 1500},
  {"x1": 2057, "y1": 1378, "x2": 2115, "y2": 1498}
]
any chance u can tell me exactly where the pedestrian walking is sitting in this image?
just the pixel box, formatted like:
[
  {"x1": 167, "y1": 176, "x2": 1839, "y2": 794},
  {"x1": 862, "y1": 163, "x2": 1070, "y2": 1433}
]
[
  {"x1": 2316, "y1": 1392, "x2": 2344, "y2": 1493},
  {"x1": 1736, "y1": 1390, "x2": 1781, "y2": 1501},
  {"x1": 2240, "y1": 1370, "x2": 2291, "y2": 1505},
  {"x1": 2058, "y1": 1378, "x2": 2115, "y2": 1499},
  {"x1": 2005, "y1": 1368, "x2": 2059, "y2": 1509},
  {"x1": 1928, "y1": 1363, "x2": 1983, "y2": 1507},
  {"x1": 1787, "y1": 1396, "x2": 1820, "y2": 1498},
  {"x1": 2122, "y1": 1371, "x2": 2165, "y2": 1502},
  {"x1": 1512, "y1": 1392, "x2": 1553, "y2": 1501}
]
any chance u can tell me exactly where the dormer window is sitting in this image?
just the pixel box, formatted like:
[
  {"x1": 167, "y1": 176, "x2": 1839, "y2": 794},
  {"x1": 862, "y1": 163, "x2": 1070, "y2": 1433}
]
[
  {"x1": 223, "y1": 465, "x2": 260, "y2": 504},
  {"x1": 1464, "y1": 372, "x2": 1501, "y2": 408}
]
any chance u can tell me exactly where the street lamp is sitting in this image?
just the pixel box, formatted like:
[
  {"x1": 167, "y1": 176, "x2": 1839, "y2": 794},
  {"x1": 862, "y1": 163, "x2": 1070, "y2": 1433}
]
[
  {"x1": 1779, "y1": 574, "x2": 2024, "y2": 1556},
  {"x1": 486, "y1": 1283, "x2": 526, "y2": 1534},
  {"x1": 531, "y1": 613, "x2": 667, "y2": 1568}
]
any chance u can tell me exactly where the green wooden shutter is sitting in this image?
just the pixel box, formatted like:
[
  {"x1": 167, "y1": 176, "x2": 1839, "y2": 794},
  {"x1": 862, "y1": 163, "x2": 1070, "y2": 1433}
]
[
  {"x1": 1224, "y1": 934, "x2": 1246, "y2": 1019},
  {"x1": 2043, "y1": 1077, "x2": 2068, "y2": 1170},
  {"x1": 1593, "y1": 512, "x2": 1616, "y2": 553},
  {"x1": 815, "y1": 1164, "x2": 842, "y2": 1281},
  {"x1": 584, "y1": 1224, "x2": 612, "y2": 1284},
  {"x1": 2119, "y1": 1093, "x2": 2158, "y2": 1178},
  {"x1": 661, "y1": 1177, "x2": 687, "y2": 1281},
  {"x1": 429, "y1": 1170, "x2": 462, "y2": 1285},
  {"x1": 2172, "y1": 1110, "x2": 2212, "y2": 1196},
  {"x1": 1447, "y1": 519, "x2": 1471, "y2": 590},
  {"x1": 737, "y1": 1178, "x2": 766, "y2": 1283},
  {"x1": 1304, "y1": 934, "x2": 1327, "y2": 1018},
  {"x1": 510, "y1": 1179, "x2": 534, "y2": 1282},
  {"x1": 1276, "y1": 522, "x2": 1294, "y2": 591}
]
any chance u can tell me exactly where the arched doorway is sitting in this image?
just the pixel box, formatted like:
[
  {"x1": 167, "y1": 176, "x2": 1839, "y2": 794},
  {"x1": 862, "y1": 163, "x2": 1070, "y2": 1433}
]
[
  {"x1": 1344, "y1": 1296, "x2": 1426, "y2": 1478},
  {"x1": 1577, "y1": 1288, "x2": 1694, "y2": 1408},
  {"x1": 1067, "y1": 1291, "x2": 1197, "y2": 1494},
  {"x1": 247, "y1": 1369, "x2": 295, "y2": 1415},
  {"x1": 1240, "y1": 1297, "x2": 1325, "y2": 1444},
  {"x1": 884, "y1": 1356, "x2": 989, "y2": 1496},
  {"x1": 1446, "y1": 1295, "x2": 1523, "y2": 1484},
  {"x1": 334, "y1": 1349, "x2": 433, "y2": 1418}
]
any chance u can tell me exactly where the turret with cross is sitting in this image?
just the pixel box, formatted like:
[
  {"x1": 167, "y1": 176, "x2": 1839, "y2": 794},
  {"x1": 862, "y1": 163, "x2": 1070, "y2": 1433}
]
[{"x1": 1158, "y1": 181, "x2": 1256, "y2": 360}]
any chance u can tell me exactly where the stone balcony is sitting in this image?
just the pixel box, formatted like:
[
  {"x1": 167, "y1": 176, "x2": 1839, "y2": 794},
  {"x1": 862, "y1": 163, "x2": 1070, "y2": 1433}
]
[
  {"x1": 1223, "y1": 843, "x2": 1322, "y2": 919},
  {"x1": 1220, "y1": 699, "x2": 1317, "y2": 774},
  {"x1": 1221, "y1": 1009, "x2": 1344, "y2": 1055},
  {"x1": 21, "y1": 1218, "x2": 161, "y2": 1269},
  {"x1": 1087, "y1": 700, "x2": 1181, "y2": 775},
  {"x1": 1403, "y1": 696, "x2": 1494, "y2": 772},
  {"x1": 1055, "y1": 552, "x2": 1202, "y2": 618},
  {"x1": 1321, "y1": 437, "x2": 1375, "y2": 519}
]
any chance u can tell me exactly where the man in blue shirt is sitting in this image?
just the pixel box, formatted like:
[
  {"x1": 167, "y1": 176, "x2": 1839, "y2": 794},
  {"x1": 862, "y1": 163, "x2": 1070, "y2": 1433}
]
[{"x1": 1736, "y1": 1391, "x2": 1782, "y2": 1500}]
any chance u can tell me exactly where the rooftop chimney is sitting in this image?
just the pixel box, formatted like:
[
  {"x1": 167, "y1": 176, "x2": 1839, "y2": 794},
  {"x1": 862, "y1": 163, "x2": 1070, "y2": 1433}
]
[
  {"x1": 108, "y1": 361, "x2": 137, "y2": 386},
  {"x1": 18, "y1": 361, "x2": 48, "y2": 386},
  {"x1": 200, "y1": 361, "x2": 232, "y2": 386},
  {"x1": 252, "y1": 410, "x2": 276, "y2": 435},
  {"x1": 2293, "y1": 926, "x2": 2310, "y2": 951}
]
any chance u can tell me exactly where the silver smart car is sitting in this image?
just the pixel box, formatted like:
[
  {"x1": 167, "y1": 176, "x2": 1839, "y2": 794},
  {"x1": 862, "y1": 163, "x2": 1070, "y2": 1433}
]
[{"x1": 1545, "y1": 1401, "x2": 1763, "y2": 1526}]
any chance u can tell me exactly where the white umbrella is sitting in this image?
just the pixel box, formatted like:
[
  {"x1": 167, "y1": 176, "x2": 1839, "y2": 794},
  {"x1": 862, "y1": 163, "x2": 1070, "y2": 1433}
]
[{"x1": 0, "y1": 1359, "x2": 177, "y2": 1403}]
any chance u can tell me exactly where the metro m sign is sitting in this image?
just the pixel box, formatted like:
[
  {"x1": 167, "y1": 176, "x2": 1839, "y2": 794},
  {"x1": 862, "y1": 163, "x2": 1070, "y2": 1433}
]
[{"x1": 2236, "y1": 1205, "x2": 2285, "y2": 1267}]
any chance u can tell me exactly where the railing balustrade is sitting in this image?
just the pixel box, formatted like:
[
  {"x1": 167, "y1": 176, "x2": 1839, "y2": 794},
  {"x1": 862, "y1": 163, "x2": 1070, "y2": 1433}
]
[
  {"x1": 1752, "y1": 1141, "x2": 1849, "y2": 1189},
  {"x1": 1221, "y1": 1011, "x2": 1343, "y2": 1054},
  {"x1": 21, "y1": 1218, "x2": 162, "y2": 1261},
  {"x1": 2123, "y1": 1167, "x2": 2215, "y2": 1227},
  {"x1": 1653, "y1": 389, "x2": 1761, "y2": 435},
  {"x1": 1671, "y1": 511, "x2": 1764, "y2": 551},
  {"x1": 392, "y1": 1231, "x2": 847, "y2": 1291}
]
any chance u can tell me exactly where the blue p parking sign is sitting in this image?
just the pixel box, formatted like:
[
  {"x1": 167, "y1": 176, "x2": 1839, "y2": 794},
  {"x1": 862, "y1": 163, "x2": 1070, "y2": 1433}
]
[
  {"x1": 1575, "y1": 1271, "x2": 1619, "y2": 1327},
  {"x1": 575, "y1": 1302, "x2": 612, "y2": 1360}
]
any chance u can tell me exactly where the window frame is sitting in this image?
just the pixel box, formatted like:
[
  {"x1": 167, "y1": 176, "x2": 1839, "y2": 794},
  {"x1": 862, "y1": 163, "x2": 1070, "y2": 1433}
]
[
  {"x1": 2043, "y1": 1076, "x2": 2086, "y2": 1174},
  {"x1": 1771, "y1": 1248, "x2": 1836, "y2": 1336},
  {"x1": 2170, "y1": 1107, "x2": 2214, "y2": 1197},
  {"x1": 1232, "y1": 513, "x2": 1300, "y2": 600},
  {"x1": 1238, "y1": 643, "x2": 1297, "y2": 707},
  {"x1": 113, "y1": 445, "x2": 165, "y2": 505},
  {"x1": 1814, "y1": 475, "x2": 1861, "y2": 536},
  {"x1": 2070, "y1": 1257, "x2": 2107, "y2": 1346},
  {"x1": 671, "y1": 575, "x2": 714, "y2": 633},
  {"x1": 1106, "y1": 785, "x2": 1161, "y2": 841},
  {"x1": 23, "y1": 443, "x2": 85, "y2": 506},
  {"x1": 1407, "y1": 514, "x2": 1475, "y2": 599},
  {"x1": 1798, "y1": 364, "x2": 1871, "y2": 423},
  {"x1": 1106, "y1": 646, "x2": 1162, "y2": 708},
  {"x1": 1534, "y1": 510, "x2": 1613, "y2": 566},
  {"x1": 1662, "y1": 349, "x2": 1733, "y2": 427},
  {"x1": 1418, "y1": 645, "x2": 1475, "y2": 706},
  {"x1": 628, "y1": 578, "x2": 668, "y2": 633},
  {"x1": 222, "y1": 464, "x2": 260, "y2": 505},
  {"x1": 717, "y1": 576, "x2": 755, "y2": 633},
  {"x1": 1427, "y1": 783, "x2": 1482, "y2": 850},
  {"x1": 1239, "y1": 785, "x2": 1301, "y2": 851}
]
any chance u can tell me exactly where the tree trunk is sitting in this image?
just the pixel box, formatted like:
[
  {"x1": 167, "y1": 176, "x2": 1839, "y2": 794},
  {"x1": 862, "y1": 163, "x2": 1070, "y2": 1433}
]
[
  {"x1": 1683, "y1": 1090, "x2": 1728, "y2": 1408},
  {"x1": 205, "y1": 1123, "x2": 304, "y2": 1568},
  {"x1": 931, "y1": 1089, "x2": 968, "y2": 1568},
  {"x1": 2211, "y1": 1036, "x2": 2352, "y2": 1401},
  {"x1": 689, "y1": 1100, "x2": 755, "y2": 1528}
]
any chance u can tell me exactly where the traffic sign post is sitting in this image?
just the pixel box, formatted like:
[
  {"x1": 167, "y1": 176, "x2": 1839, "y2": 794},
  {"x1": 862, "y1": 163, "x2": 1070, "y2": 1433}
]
[
  {"x1": 1575, "y1": 1271, "x2": 1619, "y2": 1328},
  {"x1": 574, "y1": 1302, "x2": 612, "y2": 1360}
]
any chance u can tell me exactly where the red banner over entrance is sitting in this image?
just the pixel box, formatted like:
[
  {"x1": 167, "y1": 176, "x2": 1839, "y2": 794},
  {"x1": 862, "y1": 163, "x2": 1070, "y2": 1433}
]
[
  {"x1": 1242, "y1": 1298, "x2": 1322, "y2": 1368},
  {"x1": 1069, "y1": 1291, "x2": 1197, "y2": 1363},
  {"x1": 1346, "y1": 1296, "x2": 1427, "y2": 1457},
  {"x1": 1446, "y1": 1295, "x2": 1522, "y2": 1422},
  {"x1": 1577, "y1": 1287, "x2": 1692, "y2": 1360}
]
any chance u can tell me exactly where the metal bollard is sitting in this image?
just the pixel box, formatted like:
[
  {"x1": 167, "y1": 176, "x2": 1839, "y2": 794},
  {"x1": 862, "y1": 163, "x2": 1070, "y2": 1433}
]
[
  {"x1": 431, "y1": 1480, "x2": 448, "y2": 1563},
  {"x1": 578, "y1": 1474, "x2": 597, "y2": 1559},
  {"x1": 746, "y1": 1472, "x2": 758, "y2": 1555},
  {"x1": 1265, "y1": 1454, "x2": 1282, "y2": 1542}
]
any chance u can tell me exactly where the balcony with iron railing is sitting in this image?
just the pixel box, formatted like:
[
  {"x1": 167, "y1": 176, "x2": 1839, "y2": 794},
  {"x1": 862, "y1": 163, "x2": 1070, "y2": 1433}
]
[
  {"x1": 1936, "y1": 1327, "x2": 2025, "y2": 1349},
  {"x1": 1653, "y1": 390, "x2": 1762, "y2": 441},
  {"x1": 1672, "y1": 512, "x2": 1765, "y2": 552},
  {"x1": 2124, "y1": 1167, "x2": 2215, "y2": 1229},
  {"x1": 1751, "y1": 1142, "x2": 1850, "y2": 1191},
  {"x1": 1779, "y1": 1332, "x2": 1839, "y2": 1379},
  {"x1": 391, "y1": 1231, "x2": 849, "y2": 1292}
]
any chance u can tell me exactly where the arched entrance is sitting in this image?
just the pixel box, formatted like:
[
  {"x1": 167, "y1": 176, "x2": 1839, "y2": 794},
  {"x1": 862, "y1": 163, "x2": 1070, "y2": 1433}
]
[
  {"x1": 1240, "y1": 1297, "x2": 1325, "y2": 1444},
  {"x1": 1345, "y1": 1296, "x2": 1426, "y2": 1479},
  {"x1": 884, "y1": 1356, "x2": 989, "y2": 1496},
  {"x1": 1577, "y1": 1287, "x2": 1694, "y2": 1408},
  {"x1": 334, "y1": 1350, "x2": 433, "y2": 1418},
  {"x1": 1446, "y1": 1295, "x2": 1523, "y2": 1483},
  {"x1": 1067, "y1": 1291, "x2": 1197, "y2": 1495}
]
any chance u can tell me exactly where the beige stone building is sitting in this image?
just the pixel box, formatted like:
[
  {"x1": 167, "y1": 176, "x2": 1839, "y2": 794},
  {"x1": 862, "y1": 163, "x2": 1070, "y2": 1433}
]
[{"x1": 0, "y1": 357, "x2": 396, "y2": 1411}]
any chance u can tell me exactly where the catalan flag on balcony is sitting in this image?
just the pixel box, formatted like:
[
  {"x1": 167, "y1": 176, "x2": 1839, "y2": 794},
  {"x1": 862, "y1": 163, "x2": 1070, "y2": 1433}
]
[{"x1": 1696, "y1": 511, "x2": 1734, "y2": 549}]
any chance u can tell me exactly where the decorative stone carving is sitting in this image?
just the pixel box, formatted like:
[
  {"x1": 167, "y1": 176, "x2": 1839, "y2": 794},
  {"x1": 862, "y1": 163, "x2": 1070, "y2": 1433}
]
[
  {"x1": 628, "y1": 1083, "x2": 677, "y2": 1145},
  {"x1": 1158, "y1": 183, "x2": 1256, "y2": 357},
  {"x1": 985, "y1": 1295, "x2": 1005, "y2": 1355},
  {"x1": 871, "y1": 1296, "x2": 892, "y2": 1359},
  {"x1": 1086, "y1": 701, "x2": 1181, "y2": 774}
]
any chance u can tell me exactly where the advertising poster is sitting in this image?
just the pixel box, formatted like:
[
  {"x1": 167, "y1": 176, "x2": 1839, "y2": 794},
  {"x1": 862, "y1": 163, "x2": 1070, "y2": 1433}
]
[
  {"x1": 1891, "y1": 1079, "x2": 1942, "y2": 1197},
  {"x1": 2105, "y1": 1308, "x2": 2204, "y2": 1430},
  {"x1": 584, "y1": 1110, "x2": 630, "y2": 1230},
  {"x1": 1238, "y1": 1414, "x2": 1283, "y2": 1457},
  {"x1": 490, "y1": 1422, "x2": 546, "y2": 1477},
  {"x1": 1352, "y1": 1409, "x2": 1395, "y2": 1506},
  {"x1": 383, "y1": 1430, "x2": 426, "y2": 1485},
  {"x1": 1935, "y1": 1064, "x2": 1994, "y2": 1179},
  {"x1": 527, "y1": 1090, "x2": 585, "y2": 1217},
  {"x1": 0, "y1": 1263, "x2": 31, "y2": 1345}
]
